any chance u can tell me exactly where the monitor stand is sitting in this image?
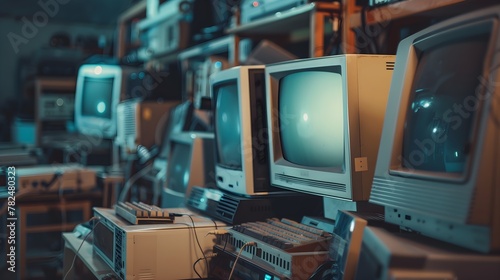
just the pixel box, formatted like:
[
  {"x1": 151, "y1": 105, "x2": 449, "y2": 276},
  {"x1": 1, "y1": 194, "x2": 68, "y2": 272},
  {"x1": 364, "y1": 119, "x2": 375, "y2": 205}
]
[{"x1": 186, "y1": 186, "x2": 324, "y2": 225}]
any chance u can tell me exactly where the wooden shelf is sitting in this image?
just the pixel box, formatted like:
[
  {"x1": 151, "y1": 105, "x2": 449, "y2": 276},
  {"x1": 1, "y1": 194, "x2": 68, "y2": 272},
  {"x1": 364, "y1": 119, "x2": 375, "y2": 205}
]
[
  {"x1": 178, "y1": 35, "x2": 239, "y2": 65},
  {"x1": 228, "y1": 2, "x2": 339, "y2": 35},
  {"x1": 228, "y1": 2, "x2": 341, "y2": 57},
  {"x1": 349, "y1": 0, "x2": 467, "y2": 28}
]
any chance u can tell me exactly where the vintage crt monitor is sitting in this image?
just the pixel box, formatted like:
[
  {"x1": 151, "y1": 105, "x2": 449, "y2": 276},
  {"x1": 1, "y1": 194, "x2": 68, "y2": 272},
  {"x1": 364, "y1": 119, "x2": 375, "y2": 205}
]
[
  {"x1": 150, "y1": 101, "x2": 194, "y2": 175},
  {"x1": 212, "y1": 65, "x2": 283, "y2": 196},
  {"x1": 74, "y1": 64, "x2": 134, "y2": 139},
  {"x1": 328, "y1": 210, "x2": 368, "y2": 280},
  {"x1": 265, "y1": 54, "x2": 395, "y2": 214},
  {"x1": 161, "y1": 132, "x2": 215, "y2": 208},
  {"x1": 116, "y1": 98, "x2": 180, "y2": 157},
  {"x1": 369, "y1": 5, "x2": 500, "y2": 253},
  {"x1": 354, "y1": 226, "x2": 500, "y2": 280}
]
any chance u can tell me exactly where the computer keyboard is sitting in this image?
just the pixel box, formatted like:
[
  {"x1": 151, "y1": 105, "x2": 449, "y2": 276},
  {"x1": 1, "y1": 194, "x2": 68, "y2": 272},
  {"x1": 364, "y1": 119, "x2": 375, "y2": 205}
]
[
  {"x1": 231, "y1": 217, "x2": 331, "y2": 250},
  {"x1": 115, "y1": 201, "x2": 175, "y2": 225}
]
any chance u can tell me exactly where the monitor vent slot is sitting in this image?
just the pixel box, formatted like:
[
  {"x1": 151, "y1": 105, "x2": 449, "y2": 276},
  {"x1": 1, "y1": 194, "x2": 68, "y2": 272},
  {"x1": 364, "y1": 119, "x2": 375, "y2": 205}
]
[
  {"x1": 275, "y1": 174, "x2": 346, "y2": 192},
  {"x1": 187, "y1": 187, "x2": 204, "y2": 208},
  {"x1": 116, "y1": 100, "x2": 137, "y2": 150},
  {"x1": 386, "y1": 61, "x2": 395, "y2": 71},
  {"x1": 216, "y1": 196, "x2": 239, "y2": 219},
  {"x1": 114, "y1": 229, "x2": 124, "y2": 272}
]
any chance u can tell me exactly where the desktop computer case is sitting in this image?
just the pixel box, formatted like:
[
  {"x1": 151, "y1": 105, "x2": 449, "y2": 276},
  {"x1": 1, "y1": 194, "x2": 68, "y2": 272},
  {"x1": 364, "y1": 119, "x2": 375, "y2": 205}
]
[{"x1": 93, "y1": 207, "x2": 227, "y2": 280}]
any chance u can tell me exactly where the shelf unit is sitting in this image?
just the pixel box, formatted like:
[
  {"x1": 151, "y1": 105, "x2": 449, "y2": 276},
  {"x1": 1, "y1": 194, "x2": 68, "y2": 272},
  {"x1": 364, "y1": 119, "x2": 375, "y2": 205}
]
[
  {"x1": 349, "y1": 0, "x2": 468, "y2": 27},
  {"x1": 115, "y1": 0, "x2": 147, "y2": 60},
  {"x1": 33, "y1": 77, "x2": 76, "y2": 147},
  {"x1": 344, "y1": 0, "x2": 497, "y2": 53},
  {"x1": 227, "y1": 2, "x2": 341, "y2": 57},
  {"x1": 18, "y1": 198, "x2": 92, "y2": 280}
]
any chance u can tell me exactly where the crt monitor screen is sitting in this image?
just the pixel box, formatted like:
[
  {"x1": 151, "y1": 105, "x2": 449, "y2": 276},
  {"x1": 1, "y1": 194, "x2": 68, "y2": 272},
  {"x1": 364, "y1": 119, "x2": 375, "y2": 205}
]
[
  {"x1": 278, "y1": 70, "x2": 344, "y2": 170},
  {"x1": 266, "y1": 55, "x2": 394, "y2": 202},
  {"x1": 214, "y1": 81, "x2": 242, "y2": 170},
  {"x1": 401, "y1": 34, "x2": 489, "y2": 175},
  {"x1": 81, "y1": 77, "x2": 114, "y2": 119},
  {"x1": 166, "y1": 142, "x2": 192, "y2": 194},
  {"x1": 369, "y1": 6, "x2": 500, "y2": 253}
]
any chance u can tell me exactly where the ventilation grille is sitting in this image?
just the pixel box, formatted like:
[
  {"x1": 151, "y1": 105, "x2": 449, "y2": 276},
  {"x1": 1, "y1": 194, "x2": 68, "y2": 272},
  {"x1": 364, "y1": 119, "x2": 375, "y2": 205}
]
[
  {"x1": 225, "y1": 233, "x2": 293, "y2": 275},
  {"x1": 114, "y1": 229, "x2": 124, "y2": 273},
  {"x1": 386, "y1": 61, "x2": 395, "y2": 71},
  {"x1": 116, "y1": 101, "x2": 137, "y2": 150},
  {"x1": 219, "y1": 231, "x2": 328, "y2": 277},
  {"x1": 187, "y1": 187, "x2": 205, "y2": 209},
  {"x1": 275, "y1": 174, "x2": 346, "y2": 193},
  {"x1": 215, "y1": 196, "x2": 239, "y2": 220}
]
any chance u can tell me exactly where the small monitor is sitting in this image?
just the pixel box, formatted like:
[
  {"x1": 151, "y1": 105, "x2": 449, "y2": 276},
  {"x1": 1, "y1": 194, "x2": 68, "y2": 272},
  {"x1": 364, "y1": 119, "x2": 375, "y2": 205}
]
[
  {"x1": 354, "y1": 226, "x2": 500, "y2": 280},
  {"x1": 265, "y1": 55, "x2": 394, "y2": 202},
  {"x1": 328, "y1": 210, "x2": 367, "y2": 280},
  {"x1": 74, "y1": 64, "x2": 133, "y2": 139},
  {"x1": 369, "y1": 5, "x2": 500, "y2": 253},
  {"x1": 211, "y1": 65, "x2": 282, "y2": 196},
  {"x1": 161, "y1": 132, "x2": 215, "y2": 208},
  {"x1": 152, "y1": 101, "x2": 194, "y2": 173}
]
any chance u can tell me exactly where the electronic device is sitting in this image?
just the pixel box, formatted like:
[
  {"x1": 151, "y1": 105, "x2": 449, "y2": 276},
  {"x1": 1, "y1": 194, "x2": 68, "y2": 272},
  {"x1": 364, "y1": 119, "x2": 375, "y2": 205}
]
[
  {"x1": 186, "y1": 186, "x2": 324, "y2": 225},
  {"x1": 265, "y1": 55, "x2": 395, "y2": 204},
  {"x1": 115, "y1": 201, "x2": 174, "y2": 225},
  {"x1": 368, "y1": 0, "x2": 405, "y2": 7},
  {"x1": 240, "y1": 0, "x2": 331, "y2": 24},
  {"x1": 243, "y1": 39, "x2": 298, "y2": 65},
  {"x1": 151, "y1": 101, "x2": 194, "y2": 174},
  {"x1": 369, "y1": 5, "x2": 500, "y2": 253},
  {"x1": 136, "y1": 0, "x2": 216, "y2": 60},
  {"x1": 328, "y1": 210, "x2": 368, "y2": 280},
  {"x1": 92, "y1": 207, "x2": 227, "y2": 280},
  {"x1": 115, "y1": 98, "x2": 180, "y2": 157},
  {"x1": 74, "y1": 64, "x2": 136, "y2": 139},
  {"x1": 212, "y1": 65, "x2": 284, "y2": 196},
  {"x1": 0, "y1": 144, "x2": 39, "y2": 166},
  {"x1": 37, "y1": 93, "x2": 75, "y2": 121},
  {"x1": 161, "y1": 132, "x2": 215, "y2": 208},
  {"x1": 192, "y1": 56, "x2": 228, "y2": 109},
  {"x1": 354, "y1": 226, "x2": 500, "y2": 280},
  {"x1": 212, "y1": 217, "x2": 331, "y2": 279},
  {"x1": 15, "y1": 163, "x2": 96, "y2": 193},
  {"x1": 132, "y1": 101, "x2": 194, "y2": 205}
]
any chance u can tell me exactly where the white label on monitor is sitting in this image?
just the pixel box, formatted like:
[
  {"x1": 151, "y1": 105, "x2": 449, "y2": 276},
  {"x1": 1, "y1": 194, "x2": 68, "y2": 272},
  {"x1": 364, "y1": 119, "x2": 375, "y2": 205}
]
[
  {"x1": 354, "y1": 157, "x2": 368, "y2": 172},
  {"x1": 205, "y1": 189, "x2": 223, "y2": 201}
]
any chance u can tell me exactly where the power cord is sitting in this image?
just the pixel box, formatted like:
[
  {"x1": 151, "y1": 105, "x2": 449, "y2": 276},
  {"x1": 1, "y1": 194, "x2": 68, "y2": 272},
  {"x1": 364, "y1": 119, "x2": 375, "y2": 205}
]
[
  {"x1": 227, "y1": 241, "x2": 257, "y2": 280},
  {"x1": 62, "y1": 216, "x2": 100, "y2": 280},
  {"x1": 173, "y1": 213, "x2": 210, "y2": 278},
  {"x1": 193, "y1": 252, "x2": 218, "y2": 279},
  {"x1": 117, "y1": 164, "x2": 153, "y2": 203}
]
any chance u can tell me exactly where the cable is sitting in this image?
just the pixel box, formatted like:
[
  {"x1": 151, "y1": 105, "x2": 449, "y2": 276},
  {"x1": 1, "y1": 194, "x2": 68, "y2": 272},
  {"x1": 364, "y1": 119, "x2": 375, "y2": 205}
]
[
  {"x1": 171, "y1": 212, "x2": 211, "y2": 278},
  {"x1": 62, "y1": 216, "x2": 100, "y2": 280},
  {"x1": 184, "y1": 214, "x2": 209, "y2": 278},
  {"x1": 193, "y1": 253, "x2": 218, "y2": 279},
  {"x1": 307, "y1": 260, "x2": 335, "y2": 280},
  {"x1": 227, "y1": 241, "x2": 257, "y2": 280},
  {"x1": 117, "y1": 163, "x2": 153, "y2": 203}
]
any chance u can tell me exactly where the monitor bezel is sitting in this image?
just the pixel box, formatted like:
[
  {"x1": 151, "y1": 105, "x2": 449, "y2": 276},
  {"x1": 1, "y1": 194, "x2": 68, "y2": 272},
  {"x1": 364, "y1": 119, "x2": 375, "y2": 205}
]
[
  {"x1": 369, "y1": 6, "x2": 500, "y2": 252},
  {"x1": 211, "y1": 65, "x2": 277, "y2": 196},
  {"x1": 265, "y1": 56, "x2": 355, "y2": 199},
  {"x1": 75, "y1": 64, "x2": 124, "y2": 139},
  {"x1": 387, "y1": 18, "x2": 496, "y2": 183}
]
